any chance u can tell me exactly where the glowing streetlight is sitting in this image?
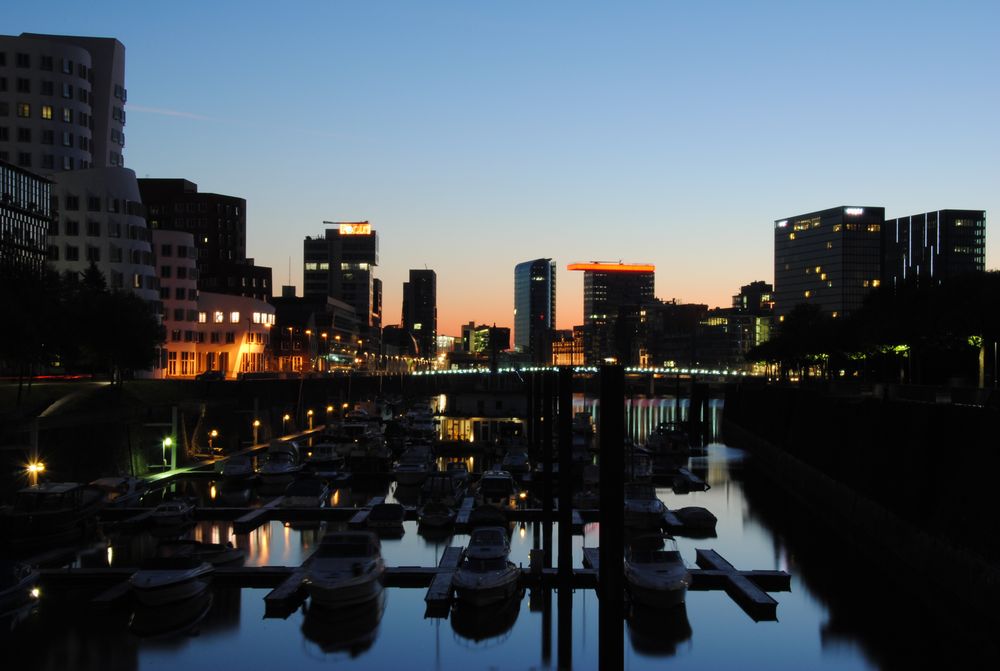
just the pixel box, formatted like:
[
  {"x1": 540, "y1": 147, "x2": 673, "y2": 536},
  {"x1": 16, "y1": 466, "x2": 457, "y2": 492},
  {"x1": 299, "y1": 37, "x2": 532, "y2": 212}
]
[
  {"x1": 282, "y1": 414, "x2": 291, "y2": 433},
  {"x1": 307, "y1": 409, "x2": 314, "y2": 430},
  {"x1": 26, "y1": 461, "x2": 45, "y2": 487},
  {"x1": 162, "y1": 437, "x2": 173, "y2": 467},
  {"x1": 209, "y1": 429, "x2": 219, "y2": 452},
  {"x1": 252, "y1": 419, "x2": 261, "y2": 445}
]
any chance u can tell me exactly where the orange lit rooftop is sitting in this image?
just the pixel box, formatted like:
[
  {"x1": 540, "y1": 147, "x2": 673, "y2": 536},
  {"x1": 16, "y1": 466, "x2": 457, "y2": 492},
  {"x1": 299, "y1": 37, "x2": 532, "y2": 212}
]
[{"x1": 567, "y1": 262, "x2": 655, "y2": 273}]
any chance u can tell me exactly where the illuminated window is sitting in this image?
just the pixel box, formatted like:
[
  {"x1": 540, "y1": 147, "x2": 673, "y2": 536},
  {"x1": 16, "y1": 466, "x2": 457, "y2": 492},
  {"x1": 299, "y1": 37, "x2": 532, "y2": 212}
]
[
  {"x1": 414, "y1": 323, "x2": 422, "y2": 330},
  {"x1": 789, "y1": 233, "x2": 796, "y2": 240},
  {"x1": 253, "y1": 312, "x2": 261, "y2": 323},
  {"x1": 41, "y1": 105, "x2": 53, "y2": 120},
  {"x1": 198, "y1": 312, "x2": 207, "y2": 323},
  {"x1": 803, "y1": 290, "x2": 811, "y2": 298},
  {"x1": 230, "y1": 311, "x2": 240, "y2": 324},
  {"x1": 304, "y1": 262, "x2": 318, "y2": 271},
  {"x1": 214, "y1": 311, "x2": 224, "y2": 323},
  {"x1": 833, "y1": 224, "x2": 842, "y2": 232},
  {"x1": 872, "y1": 279, "x2": 881, "y2": 287},
  {"x1": 16, "y1": 103, "x2": 30, "y2": 118}
]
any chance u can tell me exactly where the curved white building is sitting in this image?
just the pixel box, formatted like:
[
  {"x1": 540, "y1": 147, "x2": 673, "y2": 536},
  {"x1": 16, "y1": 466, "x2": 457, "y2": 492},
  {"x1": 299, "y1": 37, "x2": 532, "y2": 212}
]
[{"x1": 46, "y1": 166, "x2": 158, "y2": 303}]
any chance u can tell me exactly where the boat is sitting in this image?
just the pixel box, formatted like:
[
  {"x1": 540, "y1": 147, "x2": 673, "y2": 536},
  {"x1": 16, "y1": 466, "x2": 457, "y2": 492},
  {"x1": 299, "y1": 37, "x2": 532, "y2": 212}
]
[
  {"x1": 501, "y1": 449, "x2": 531, "y2": 480},
  {"x1": 421, "y1": 472, "x2": 466, "y2": 507},
  {"x1": 0, "y1": 561, "x2": 38, "y2": 617},
  {"x1": 404, "y1": 404, "x2": 437, "y2": 439},
  {"x1": 128, "y1": 557, "x2": 214, "y2": 606},
  {"x1": 129, "y1": 590, "x2": 214, "y2": 638},
  {"x1": 304, "y1": 531, "x2": 385, "y2": 607},
  {"x1": 89, "y1": 477, "x2": 149, "y2": 507},
  {"x1": 259, "y1": 440, "x2": 303, "y2": 488},
  {"x1": 417, "y1": 501, "x2": 455, "y2": 529},
  {"x1": 220, "y1": 455, "x2": 257, "y2": 482},
  {"x1": 625, "y1": 445, "x2": 654, "y2": 480},
  {"x1": 156, "y1": 539, "x2": 246, "y2": 566},
  {"x1": 477, "y1": 470, "x2": 517, "y2": 509},
  {"x1": 624, "y1": 534, "x2": 690, "y2": 608},
  {"x1": 451, "y1": 588, "x2": 522, "y2": 642},
  {"x1": 304, "y1": 442, "x2": 346, "y2": 473},
  {"x1": 151, "y1": 499, "x2": 195, "y2": 526},
  {"x1": 0, "y1": 482, "x2": 104, "y2": 549},
  {"x1": 645, "y1": 422, "x2": 692, "y2": 463},
  {"x1": 366, "y1": 503, "x2": 405, "y2": 536},
  {"x1": 392, "y1": 446, "x2": 436, "y2": 486},
  {"x1": 452, "y1": 526, "x2": 521, "y2": 606},
  {"x1": 281, "y1": 477, "x2": 330, "y2": 509},
  {"x1": 623, "y1": 482, "x2": 667, "y2": 529},
  {"x1": 445, "y1": 461, "x2": 470, "y2": 487}
]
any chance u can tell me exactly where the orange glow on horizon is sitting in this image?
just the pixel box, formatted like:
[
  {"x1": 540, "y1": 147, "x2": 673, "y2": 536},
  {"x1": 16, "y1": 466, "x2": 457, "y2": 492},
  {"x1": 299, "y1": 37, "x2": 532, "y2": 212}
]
[{"x1": 567, "y1": 262, "x2": 655, "y2": 273}]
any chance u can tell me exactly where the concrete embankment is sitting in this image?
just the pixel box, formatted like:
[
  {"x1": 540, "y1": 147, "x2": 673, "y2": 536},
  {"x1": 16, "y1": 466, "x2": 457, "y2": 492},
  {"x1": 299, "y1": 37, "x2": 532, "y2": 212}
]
[{"x1": 723, "y1": 381, "x2": 1000, "y2": 631}]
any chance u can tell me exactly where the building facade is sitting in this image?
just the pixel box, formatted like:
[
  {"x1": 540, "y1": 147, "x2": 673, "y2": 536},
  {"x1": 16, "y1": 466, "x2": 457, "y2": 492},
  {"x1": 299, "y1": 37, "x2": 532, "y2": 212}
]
[
  {"x1": 153, "y1": 229, "x2": 198, "y2": 376},
  {"x1": 139, "y1": 178, "x2": 271, "y2": 302},
  {"x1": 303, "y1": 221, "x2": 378, "y2": 347},
  {"x1": 568, "y1": 262, "x2": 655, "y2": 364},
  {"x1": 0, "y1": 33, "x2": 126, "y2": 172},
  {"x1": 402, "y1": 268, "x2": 436, "y2": 358},
  {"x1": 774, "y1": 206, "x2": 885, "y2": 319},
  {"x1": 514, "y1": 258, "x2": 556, "y2": 364},
  {"x1": 883, "y1": 209, "x2": 986, "y2": 288},
  {"x1": 0, "y1": 158, "x2": 50, "y2": 274}
]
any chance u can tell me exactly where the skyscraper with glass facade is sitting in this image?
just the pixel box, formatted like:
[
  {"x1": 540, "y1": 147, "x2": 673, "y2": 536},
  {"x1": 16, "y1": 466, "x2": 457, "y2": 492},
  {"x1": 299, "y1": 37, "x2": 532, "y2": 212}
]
[{"x1": 514, "y1": 258, "x2": 556, "y2": 364}]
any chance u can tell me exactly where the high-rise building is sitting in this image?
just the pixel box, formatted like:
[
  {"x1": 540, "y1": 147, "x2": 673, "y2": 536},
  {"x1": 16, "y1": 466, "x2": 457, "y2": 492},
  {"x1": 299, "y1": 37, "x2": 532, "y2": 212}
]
[
  {"x1": 138, "y1": 178, "x2": 271, "y2": 301},
  {"x1": 303, "y1": 222, "x2": 378, "y2": 337},
  {"x1": 0, "y1": 33, "x2": 127, "y2": 171},
  {"x1": 0, "y1": 159, "x2": 51, "y2": 274},
  {"x1": 568, "y1": 262, "x2": 655, "y2": 364},
  {"x1": 514, "y1": 258, "x2": 556, "y2": 364},
  {"x1": 402, "y1": 269, "x2": 437, "y2": 358},
  {"x1": 883, "y1": 210, "x2": 986, "y2": 288},
  {"x1": 773, "y1": 206, "x2": 885, "y2": 319},
  {"x1": 1, "y1": 33, "x2": 158, "y2": 307}
]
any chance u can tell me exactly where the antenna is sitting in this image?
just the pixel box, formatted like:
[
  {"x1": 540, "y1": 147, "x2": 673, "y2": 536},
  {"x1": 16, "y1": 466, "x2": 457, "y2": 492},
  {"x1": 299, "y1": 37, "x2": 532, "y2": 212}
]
[{"x1": 288, "y1": 256, "x2": 291, "y2": 285}]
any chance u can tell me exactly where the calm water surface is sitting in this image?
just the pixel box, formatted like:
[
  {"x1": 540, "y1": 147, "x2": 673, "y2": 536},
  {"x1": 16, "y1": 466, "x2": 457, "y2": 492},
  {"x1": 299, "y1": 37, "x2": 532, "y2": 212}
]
[{"x1": 7, "y1": 435, "x2": 912, "y2": 671}]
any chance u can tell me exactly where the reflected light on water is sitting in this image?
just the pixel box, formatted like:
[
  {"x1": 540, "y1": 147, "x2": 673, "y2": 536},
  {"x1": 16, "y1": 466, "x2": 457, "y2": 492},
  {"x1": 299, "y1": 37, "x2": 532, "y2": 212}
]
[{"x1": 106, "y1": 545, "x2": 113, "y2": 567}]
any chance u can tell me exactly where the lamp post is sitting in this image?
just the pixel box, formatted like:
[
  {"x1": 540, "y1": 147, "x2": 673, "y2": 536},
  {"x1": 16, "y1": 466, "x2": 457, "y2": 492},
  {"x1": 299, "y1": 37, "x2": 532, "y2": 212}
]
[
  {"x1": 253, "y1": 419, "x2": 261, "y2": 445},
  {"x1": 209, "y1": 429, "x2": 218, "y2": 453},
  {"x1": 282, "y1": 413, "x2": 291, "y2": 434},
  {"x1": 307, "y1": 409, "x2": 314, "y2": 430},
  {"x1": 26, "y1": 461, "x2": 45, "y2": 487},
  {"x1": 162, "y1": 437, "x2": 174, "y2": 469}
]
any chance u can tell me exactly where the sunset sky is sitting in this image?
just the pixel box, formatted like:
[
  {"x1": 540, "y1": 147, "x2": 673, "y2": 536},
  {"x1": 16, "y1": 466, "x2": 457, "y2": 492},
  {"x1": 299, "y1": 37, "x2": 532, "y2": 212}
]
[{"x1": 8, "y1": 1, "x2": 999, "y2": 335}]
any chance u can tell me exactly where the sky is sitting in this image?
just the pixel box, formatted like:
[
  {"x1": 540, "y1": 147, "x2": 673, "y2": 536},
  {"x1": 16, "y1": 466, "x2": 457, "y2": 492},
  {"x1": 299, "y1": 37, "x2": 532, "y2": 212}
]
[{"x1": 8, "y1": 1, "x2": 1000, "y2": 335}]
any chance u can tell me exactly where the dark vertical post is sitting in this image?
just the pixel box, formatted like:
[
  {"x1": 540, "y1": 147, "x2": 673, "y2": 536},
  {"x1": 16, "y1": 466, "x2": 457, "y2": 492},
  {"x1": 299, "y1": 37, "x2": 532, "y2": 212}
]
[
  {"x1": 599, "y1": 365, "x2": 624, "y2": 670},
  {"x1": 542, "y1": 586, "x2": 552, "y2": 665},
  {"x1": 542, "y1": 370, "x2": 554, "y2": 567},
  {"x1": 557, "y1": 366, "x2": 574, "y2": 671},
  {"x1": 557, "y1": 367, "x2": 573, "y2": 580}
]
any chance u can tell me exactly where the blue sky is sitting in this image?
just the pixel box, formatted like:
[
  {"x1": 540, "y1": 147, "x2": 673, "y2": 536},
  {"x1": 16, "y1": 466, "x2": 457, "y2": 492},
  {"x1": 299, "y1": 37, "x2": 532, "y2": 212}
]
[{"x1": 8, "y1": 1, "x2": 999, "y2": 333}]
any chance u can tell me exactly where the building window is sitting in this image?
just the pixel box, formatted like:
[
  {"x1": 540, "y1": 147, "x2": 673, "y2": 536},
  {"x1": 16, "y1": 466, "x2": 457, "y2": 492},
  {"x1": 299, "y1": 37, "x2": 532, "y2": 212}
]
[
  {"x1": 175, "y1": 287, "x2": 185, "y2": 300},
  {"x1": 230, "y1": 311, "x2": 240, "y2": 324},
  {"x1": 16, "y1": 103, "x2": 30, "y2": 118},
  {"x1": 167, "y1": 351, "x2": 177, "y2": 375},
  {"x1": 16, "y1": 127, "x2": 30, "y2": 142},
  {"x1": 16, "y1": 53, "x2": 30, "y2": 68},
  {"x1": 17, "y1": 152, "x2": 31, "y2": 167},
  {"x1": 213, "y1": 311, "x2": 224, "y2": 323},
  {"x1": 198, "y1": 312, "x2": 207, "y2": 323},
  {"x1": 225, "y1": 332, "x2": 235, "y2": 344},
  {"x1": 65, "y1": 245, "x2": 79, "y2": 261},
  {"x1": 210, "y1": 332, "x2": 220, "y2": 344},
  {"x1": 40, "y1": 56, "x2": 53, "y2": 71},
  {"x1": 61, "y1": 59, "x2": 73, "y2": 74},
  {"x1": 62, "y1": 107, "x2": 72, "y2": 122},
  {"x1": 86, "y1": 220, "x2": 100, "y2": 236},
  {"x1": 87, "y1": 196, "x2": 101, "y2": 212},
  {"x1": 86, "y1": 246, "x2": 100, "y2": 262},
  {"x1": 160, "y1": 265, "x2": 172, "y2": 278},
  {"x1": 48, "y1": 245, "x2": 59, "y2": 260},
  {"x1": 16, "y1": 78, "x2": 30, "y2": 94},
  {"x1": 62, "y1": 131, "x2": 72, "y2": 147},
  {"x1": 41, "y1": 81, "x2": 53, "y2": 96},
  {"x1": 41, "y1": 129, "x2": 53, "y2": 144},
  {"x1": 177, "y1": 266, "x2": 187, "y2": 279}
]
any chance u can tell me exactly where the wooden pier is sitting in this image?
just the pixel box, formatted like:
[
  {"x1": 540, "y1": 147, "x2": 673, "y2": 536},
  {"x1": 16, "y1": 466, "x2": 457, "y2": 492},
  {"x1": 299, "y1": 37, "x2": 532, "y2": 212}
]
[
  {"x1": 348, "y1": 496, "x2": 386, "y2": 528},
  {"x1": 453, "y1": 496, "x2": 476, "y2": 530},
  {"x1": 233, "y1": 496, "x2": 285, "y2": 534},
  {"x1": 424, "y1": 546, "x2": 464, "y2": 617}
]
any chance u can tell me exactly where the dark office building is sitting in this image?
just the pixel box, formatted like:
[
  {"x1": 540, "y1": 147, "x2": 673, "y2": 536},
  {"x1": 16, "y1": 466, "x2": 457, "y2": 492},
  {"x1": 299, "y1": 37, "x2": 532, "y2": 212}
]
[
  {"x1": 514, "y1": 258, "x2": 556, "y2": 364},
  {"x1": 0, "y1": 159, "x2": 51, "y2": 274},
  {"x1": 462, "y1": 322, "x2": 510, "y2": 355},
  {"x1": 774, "y1": 206, "x2": 884, "y2": 319},
  {"x1": 883, "y1": 210, "x2": 985, "y2": 288},
  {"x1": 402, "y1": 269, "x2": 436, "y2": 358},
  {"x1": 139, "y1": 178, "x2": 272, "y2": 301},
  {"x1": 568, "y1": 262, "x2": 655, "y2": 364},
  {"x1": 303, "y1": 221, "x2": 379, "y2": 347}
]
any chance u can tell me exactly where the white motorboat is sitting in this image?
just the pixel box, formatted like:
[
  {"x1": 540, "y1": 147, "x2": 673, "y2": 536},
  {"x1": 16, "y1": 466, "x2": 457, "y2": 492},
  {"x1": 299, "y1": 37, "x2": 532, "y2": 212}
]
[
  {"x1": 305, "y1": 442, "x2": 346, "y2": 472},
  {"x1": 623, "y1": 482, "x2": 667, "y2": 529},
  {"x1": 417, "y1": 501, "x2": 455, "y2": 529},
  {"x1": 304, "y1": 531, "x2": 385, "y2": 607},
  {"x1": 0, "y1": 482, "x2": 104, "y2": 549},
  {"x1": 128, "y1": 557, "x2": 214, "y2": 606},
  {"x1": 477, "y1": 470, "x2": 517, "y2": 509},
  {"x1": 366, "y1": 503, "x2": 405, "y2": 536},
  {"x1": 221, "y1": 455, "x2": 256, "y2": 482},
  {"x1": 151, "y1": 499, "x2": 195, "y2": 526},
  {"x1": 259, "y1": 440, "x2": 303, "y2": 488},
  {"x1": 445, "y1": 461, "x2": 470, "y2": 487},
  {"x1": 501, "y1": 449, "x2": 531, "y2": 480},
  {"x1": 156, "y1": 539, "x2": 245, "y2": 566},
  {"x1": 90, "y1": 477, "x2": 149, "y2": 507},
  {"x1": 452, "y1": 526, "x2": 521, "y2": 607},
  {"x1": 624, "y1": 535, "x2": 691, "y2": 608},
  {"x1": 421, "y1": 473, "x2": 466, "y2": 507},
  {"x1": 393, "y1": 447, "x2": 436, "y2": 486},
  {"x1": 281, "y1": 477, "x2": 330, "y2": 509}
]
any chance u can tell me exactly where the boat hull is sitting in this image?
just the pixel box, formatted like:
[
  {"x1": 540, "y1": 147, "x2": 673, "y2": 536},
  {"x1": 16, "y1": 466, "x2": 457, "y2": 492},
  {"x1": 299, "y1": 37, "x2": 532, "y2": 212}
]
[
  {"x1": 130, "y1": 576, "x2": 212, "y2": 607},
  {"x1": 453, "y1": 566, "x2": 521, "y2": 607},
  {"x1": 306, "y1": 574, "x2": 383, "y2": 608}
]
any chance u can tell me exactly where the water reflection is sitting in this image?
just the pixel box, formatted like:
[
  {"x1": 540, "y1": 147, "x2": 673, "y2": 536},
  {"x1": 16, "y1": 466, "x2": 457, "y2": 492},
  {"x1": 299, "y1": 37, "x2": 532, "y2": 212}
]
[
  {"x1": 626, "y1": 602, "x2": 692, "y2": 658},
  {"x1": 129, "y1": 591, "x2": 213, "y2": 639},
  {"x1": 301, "y1": 590, "x2": 387, "y2": 658},
  {"x1": 450, "y1": 589, "x2": 523, "y2": 644}
]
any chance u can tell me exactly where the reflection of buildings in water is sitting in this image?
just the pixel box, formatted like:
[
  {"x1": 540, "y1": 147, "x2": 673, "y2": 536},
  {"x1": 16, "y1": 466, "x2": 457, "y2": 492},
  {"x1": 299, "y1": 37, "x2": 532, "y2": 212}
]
[
  {"x1": 129, "y1": 591, "x2": 214, "y2": 642},
  {"x1": 450, "y1": 589, "x2": 523, "y2": 644},
  {"x1": 575, "y1": 394, "x2": 723, "y2": 447},
  {"x1": 300, "y1": 591, "x2": 387, "y2": 657},
  {"x1": 626, "y1": 602, "x2": 692, "y2": 657},
  {"x1": 391, "y1": 483, "x2": 421, "y2": 506}
]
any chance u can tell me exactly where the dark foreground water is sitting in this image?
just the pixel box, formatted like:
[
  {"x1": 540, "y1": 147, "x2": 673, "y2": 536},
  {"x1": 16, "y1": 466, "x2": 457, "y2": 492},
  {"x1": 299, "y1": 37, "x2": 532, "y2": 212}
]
[{"x1": 10, "y1": 438, "x2": 949, "y2": 671}]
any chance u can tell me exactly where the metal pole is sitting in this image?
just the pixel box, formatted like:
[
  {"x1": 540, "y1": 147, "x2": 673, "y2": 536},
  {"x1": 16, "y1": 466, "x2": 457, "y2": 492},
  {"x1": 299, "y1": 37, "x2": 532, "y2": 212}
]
[
  {"x1": 557, "y1": 367, "x2": 573, "y2": 580},
  {"x1": 598, "y1": 364, "x2": 624, "y2": 670},
  {"x1": 542, "y1": 370, "x2": 554, "y2": 568}
]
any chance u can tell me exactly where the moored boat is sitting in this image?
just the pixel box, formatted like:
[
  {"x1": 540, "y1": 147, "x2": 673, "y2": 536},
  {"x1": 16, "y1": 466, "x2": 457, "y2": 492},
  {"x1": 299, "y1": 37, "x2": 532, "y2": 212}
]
[
  {"x1": 304, "y1": 531, "x2": 385, "y2": 607},
  {"x1": 156, "y1": 539, "x2": 246, "y2": 566},
  {"x1": 623, "y1": 482, "x2": 667, "y2": 529},
  {"x1": 452, "y1": 526, "x2": 521, "y2": 607},
  {"x1": 0, "y1": 482, "x2": 104, "y2": 550},
  {"x1": 90, "y1": 477, "x2": 149, "y2": 507},
  {"x1": 151, "y1": 499, "x2": 195, "y2": 526},
  {"x1": 624, "y1": 535, "x2": 690, "y2": 608},
  {"x1": 128, "y1": 557, "x2": 214, "y2": 606}
]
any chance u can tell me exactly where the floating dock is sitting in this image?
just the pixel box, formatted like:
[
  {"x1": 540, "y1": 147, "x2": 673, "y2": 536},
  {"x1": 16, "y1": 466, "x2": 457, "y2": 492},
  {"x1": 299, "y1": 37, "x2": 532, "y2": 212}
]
[{"x1": 424, "y1": 546, "x2": 464, "y2": 617}]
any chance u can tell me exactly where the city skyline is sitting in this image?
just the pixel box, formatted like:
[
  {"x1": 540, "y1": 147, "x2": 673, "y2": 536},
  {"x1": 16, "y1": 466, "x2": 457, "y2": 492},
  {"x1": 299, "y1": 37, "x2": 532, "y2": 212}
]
[{"x1": 5, "y1": 1, "x2": 998, "y2": 335}]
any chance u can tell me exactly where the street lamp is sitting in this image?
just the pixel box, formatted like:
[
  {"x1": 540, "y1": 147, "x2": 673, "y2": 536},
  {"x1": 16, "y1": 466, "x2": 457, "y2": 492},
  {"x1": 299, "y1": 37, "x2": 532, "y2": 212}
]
[
  {"x1": 209, "y1": 429, "x2": 218, "y2": 452},
  {"x1": 26, "y1": 461, "x2": 45, "y2": 487},
  {"x1": 282, "y1": 413, "x2": 291, "y2": 433},
  {"x1": 162, "y1": 437, "x2": 174, "y2": 469},
  {"x1": 253, "y1": 419, "x2": 261, "y2": 445},
  {"x1": 307, "y1": 409, "x2": 314, "y2": 430}
]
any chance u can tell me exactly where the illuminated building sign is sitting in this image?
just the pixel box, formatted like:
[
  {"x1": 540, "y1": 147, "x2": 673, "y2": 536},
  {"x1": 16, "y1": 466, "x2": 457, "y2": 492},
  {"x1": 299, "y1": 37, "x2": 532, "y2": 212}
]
[
  {"x1": 567, "y1": 262, "x2": 655, "y2": 273},
  {"x1": 339, "y1": 222, "x2": 371, "y2": 235}
]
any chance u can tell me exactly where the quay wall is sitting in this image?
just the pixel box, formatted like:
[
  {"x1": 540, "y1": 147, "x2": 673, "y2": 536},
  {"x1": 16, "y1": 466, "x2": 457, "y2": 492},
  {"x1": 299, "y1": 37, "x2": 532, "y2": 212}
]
[{"x1": 723, "y1": 382, "x2": 1000, "y2": 628}]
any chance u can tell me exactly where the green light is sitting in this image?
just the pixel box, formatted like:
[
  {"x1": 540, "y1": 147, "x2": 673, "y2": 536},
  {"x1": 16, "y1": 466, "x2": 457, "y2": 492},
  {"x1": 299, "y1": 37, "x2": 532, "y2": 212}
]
[{"x1": 163, "y1": 437, "x2": 173, "y2": 447}]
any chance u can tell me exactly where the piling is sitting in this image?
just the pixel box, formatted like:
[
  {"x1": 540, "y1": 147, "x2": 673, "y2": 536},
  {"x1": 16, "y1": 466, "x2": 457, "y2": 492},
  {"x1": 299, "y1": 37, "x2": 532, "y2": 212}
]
[
  {"x1": 557, "y1": 367, "x2": 573, "y2": 582},
  {"x1": 542, "y1": 370, "x2": 554, "y2": 569},
  {"x1": 598, "y1": 364, "x2": 624, "y2": 669}
]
